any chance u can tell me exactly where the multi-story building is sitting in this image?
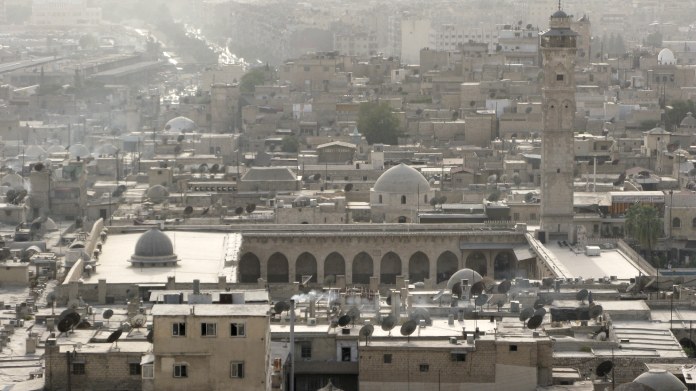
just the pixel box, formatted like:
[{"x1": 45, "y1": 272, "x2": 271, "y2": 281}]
[
  {"x1": 31, "y1": 0, "x2": 101, "y2": 26},
  {"x1": 333, "y1": 32, "x2": 378, "y2": 58},
  {"x1": 151, "y1": 304, "x2": 271, "y2": 391}
]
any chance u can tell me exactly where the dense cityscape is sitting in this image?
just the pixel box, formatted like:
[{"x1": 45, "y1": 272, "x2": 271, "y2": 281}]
[{"x1": 0, "y1": 0, "x2": 695, "y2": 390}]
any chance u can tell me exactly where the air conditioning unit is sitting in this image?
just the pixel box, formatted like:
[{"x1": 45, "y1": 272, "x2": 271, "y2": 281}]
[{"x1": 308, "y1": 318, "x2": 317, "y2": 326}]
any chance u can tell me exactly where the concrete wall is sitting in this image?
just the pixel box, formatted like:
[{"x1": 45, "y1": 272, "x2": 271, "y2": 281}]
[{"x1": 0, "y1": 262, "x2": 29, "y2": 284}]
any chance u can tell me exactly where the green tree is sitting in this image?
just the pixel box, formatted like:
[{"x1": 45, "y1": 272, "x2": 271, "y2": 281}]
[
  {"x1": 240, "y1": 69, "x2": 266, "y2": 93},
  {"x1": 645, "y1": 31, "x2": 663, "y2": 48},
  {"x1": 357, "y1": 102, "x2": 401, "y2": 145},
  {"x1": 281, "y1": 136, "x2": 299, "y2": 153},
  {"x1": 625, "y1": 204, "x2": 662, "y2": 262}
]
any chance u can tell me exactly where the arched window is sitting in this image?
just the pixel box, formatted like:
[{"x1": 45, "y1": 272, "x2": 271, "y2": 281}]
[
  {"x1": 401, "y1": 195, "x2": 406, "y2": 204},
  {"x1": 378, "y1": 195, "x2": 382, "y2": 204},
  {"x1": 673, "y1": 217, "x2": 681, "y2": 228}
]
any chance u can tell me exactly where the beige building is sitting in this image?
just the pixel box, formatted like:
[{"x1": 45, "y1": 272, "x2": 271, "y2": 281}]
[
  {"x1": 370, "y1": 163, "x2": 434, "y2": 223},
  {"x1": 151, "y1": 304, "x2": 271, "y2": 391}
]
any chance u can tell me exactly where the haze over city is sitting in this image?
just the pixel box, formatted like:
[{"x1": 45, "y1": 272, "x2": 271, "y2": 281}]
[{"x1": 0, "y1": 0, "x2": 695, "y2": 390}]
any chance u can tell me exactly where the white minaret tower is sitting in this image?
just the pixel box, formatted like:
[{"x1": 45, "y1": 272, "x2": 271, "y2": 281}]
[{"x1": 540, "y1": 2, "x2": 577, "y2": 241}]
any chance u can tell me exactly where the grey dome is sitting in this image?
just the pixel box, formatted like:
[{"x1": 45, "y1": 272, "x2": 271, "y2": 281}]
[
  {"x1": 1, "y1": 173, "x2": 23, "y2": 189},
  {"x1": 164, "y1": 116, "x2": 197, "y2": 133},
  {"x1": 24, "y1": 145, "x2": 46, "y2": 160},
  {"x1": 68, "y1": 144, "x2": 90, "y2": 159},
  {"x1": 373, "y1": 163, "x2": 430, "y2": 194},
  {"x1": 129, "y1": 229, "x2": 179, "y2": 266},
  {"x1": 633, "y1": 369, "x2": 686, "y2": 391},
  {"x1": 446, "y1": 268, "x2": 483, "y2": 291},
  {"x1": 680, "y1": 112, "x2": 696, "y2": 128},
  {"x1": 551, "y1": 9, "x2": 568, "y2": 19}
]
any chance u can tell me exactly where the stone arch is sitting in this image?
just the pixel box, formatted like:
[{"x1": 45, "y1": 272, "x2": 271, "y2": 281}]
[
  {"x1": 436, "y1": 251, "x2": 459, "y2": 283},
  {"x1": 324, "y1": 252, "x2": 345, "y2": 281},
  {"x1": 494, "y1": 251, "x2": 515, "y2": 280},
  {"x1": 381, "y1": 252, "x2": 402, "y2": 284},
  {"x1": 408, "y1": 251, "x2": 430, "y2": 282},
  {"x1": 296, "y1": 252, "x2": 317, "y2": 283},
  {"x1": 465, "y1": 251, "x2": 487, "y2": 276},
  {"x1": 239, "y1": 252, "x2": 261, "y2": 283},
  {"x1": 267, "y1": 253, "x2": 289, "y2": 283},
  {"x1": 352, "y1": 252, "x2": 373, "y2": 284}
]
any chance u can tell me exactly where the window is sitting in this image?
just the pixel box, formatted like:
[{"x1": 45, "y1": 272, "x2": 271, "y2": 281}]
[
  {"x1": 383, "y1": 354, "x2": 392, "y2": 363},
  {"x1": 401, "y1": 195, "x2": 407, "y2": 204},
  {"x1": 201, "y1": 323, "x2": 217, "y2": 337},
  {"x1": 172, "y1": 322, "x2": 186, "y2": 336},
  {"x1": 378, "y1": 195, "x2": 382, "y2": 203},
  {"x1": 174, "y1": 364, "x2": 188, "y2": 378},
  {"x1": 509, "y1": 345, "x2": 518, "y2": 351},
  {"x1": 142, "y1": 364, "x2": 154, "y2": 379},
  {"x1": 672, "y1": 217, "x2": 681, "y2": 228},
  {"x1": 300, "y1": 342, "x2": 312, "y2": 358},
  {"x1": 420, "y1": 364, "x2": 430, "y2": 372},
  {"x1": 129, "y1": 363, "x2": 142, "y2": 376},
  {"x1": 72, "y1": 363, "x2": 85, "y2": 375},
  {"x1": 692, "y1": 217, "x2": 696, "y2": 228},
  {"x1": 557, "y1": 74, "x2": 564, "y2": 81},
  {"x1": 230, "y1": 323, "x2": 245, "y2": 337},
  {"x1": 230, "y1": 362, "x2": 244, "y2": 378},
  {"x1": 451, "y1": 353, "x2": 466, "y2": 362},
  {"x1": 341, "y1": 347, "x2": 352, "y2": 362}
]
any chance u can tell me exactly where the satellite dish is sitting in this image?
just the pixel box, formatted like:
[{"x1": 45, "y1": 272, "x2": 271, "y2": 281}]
[
  {"x1": 576, "y1": 289, "x2": 589, "y2": 302},
  {"x1": 470, "y1": 281, "x2": 486, "y2": 296},
  {"x1": 589, "y1": 305, "x2": 604, "y2": 319},
  {"x1": 146, "y1": 329, "x2": 154, "y2": 343},
  {"x1": 131, "y1": 314, "x2": 147, "y2": 328},
  {"x1": 338, "y1": 315, "x2": 351, "y2": 327},
  {"x1": 497, "y1": 280, "x2": 512, "y2": 294},
  {"x1": 432, "y1": 289, "x2": 445, "y2": 302},
  {"x1": 102, "y1": 309, "x2": 114, "y2": 320},
  {"x1": 526, "y1": 314, "x2": 543, "y2": 329},
  {"x1": 347, "y1": 307, "x2": 361, "y2": 322},
  {"x1": 385, "y1": 295, "x2": 392, "y2": 305},
  {"x1": 359, "y1": 324, "x2": 374, "y2": 345},
  {"x1": 107, "y1": 328, "x2": 123, "y2": 343},
  {"x1": 274, "y1": 301, "x2": 290, "y2": 314},
  {"x1": 381, "y1": 315, "x2": 397, "y2": 333},
  {"x1": 596, "y1": 360, "x2": 614, "y2": 377},
  {"x1": 533, "y1": 298, "x2": 546, "y2": 309},
  {"x1": 57, "y1": 310, "x2": 81, "y2": 333},
  {"x1": 46, "y1": 292, "x2": 56, "y2": 304},
  {"x1": 400, "y1": 320, "x2": 417, "y2": 337},
  {"x1": 121, "y1": 322, "x2": 132, "y2": 332},
  {"x1": 489, "y1": 294, "x2": 507, "y2": 309},
  {"x1": 329, "y1": 319, "x2": 338, "y2": 328},
  {"x1": 534, "y1": 307, "x2": 547, "y2": 317},
  {"x1": 475, "y1": 293, "x2": 489, "y2": 307},
  {"x1": 183, "y1": 206, "x2": 193, "y2": 216},
  {"x1": 519, "y1": 307, "x2": 535, "y2": 322}
]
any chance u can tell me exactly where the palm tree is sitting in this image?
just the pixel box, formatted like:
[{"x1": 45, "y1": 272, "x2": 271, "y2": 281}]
[{"x1": 625, "y1": 204, "x2": 662, "y2": 263}]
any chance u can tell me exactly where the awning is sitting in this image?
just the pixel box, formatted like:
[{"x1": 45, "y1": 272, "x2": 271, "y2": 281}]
[
  {"x1": 513, "y1": 245, "x2": 536, "y2": 261},
  {"x1": 140, "y1": 354, "x2": 155, "y2": 365}
]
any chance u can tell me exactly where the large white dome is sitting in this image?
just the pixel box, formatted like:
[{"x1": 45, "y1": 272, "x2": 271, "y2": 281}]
[
  {"x1": 164, "y1": 116, "x2": 197, "y2": 133},
  {"x1": 633, "y1": 369, "x2": 686, "y2": 391},
  {"x1": 658, "y1": 48, "x2": 676, "y2": 65},
  {"x1": 373, "y1": 163, "x2": 430, "y2": 194}
]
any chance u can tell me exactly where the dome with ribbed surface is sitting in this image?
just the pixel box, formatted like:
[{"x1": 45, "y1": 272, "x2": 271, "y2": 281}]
[
  {"x1": 633, "y1": 369, "x2": 686, "y2": 391},
  {"x1": 373, "y1": 163, "x2": 430, "y2": 194},
  {"x1": 680, "y1": 112, "x2": 696, "y2": 128},
  {"x1": 129, "y1": 229, "x2": 179, "y2": 266}
]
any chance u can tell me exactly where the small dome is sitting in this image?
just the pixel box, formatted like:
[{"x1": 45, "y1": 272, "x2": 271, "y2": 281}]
[
  {"x1": 68, "y1": 144, "x2": 90, "y2": 159},
  {"x1": 147, "y1": 185, "x2": 169, "y2": 204},
  {"x1": 680, "y1": 112, "x2": 696, "y2": 128},
  {"x1": 647, "y1": 126, "x2": 668, "y2": 134},
  {"x1": 130, "y1": 229, "x2": 179, "y2": 266},
  {"x1": 373, "y1": 163, "x2": 430, "y2": 194},
  {"x1": 551, "y1": 9, "x2": 568, "y2": 19},
  {"x1": 24, "y1": 145, "x2": 46, "y2": 160},
  {"x1": 164, "y1": 116, "x2": 197, "y2": 133},
  {"x1": 1, "y1": 173, "x2": 23, "y2": 189},
  {"x1": 633, "y1": 369, "x2": 686, "y2": 391},
  {"x1": 658, "y1": 48, "x2": 677, "y2": 65},
  {"x1": 446, "y1": 268, "x2": 483, "y2": 291}
]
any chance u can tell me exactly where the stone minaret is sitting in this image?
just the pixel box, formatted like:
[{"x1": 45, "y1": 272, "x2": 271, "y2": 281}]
[{"x1": 540, "y1": 5, "x2": 577, "y2": 240}]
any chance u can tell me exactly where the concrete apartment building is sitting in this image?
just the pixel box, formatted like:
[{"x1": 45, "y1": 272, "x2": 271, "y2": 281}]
[{"x1": 151, "y1": 304, "x2": 271, "y2": 391}]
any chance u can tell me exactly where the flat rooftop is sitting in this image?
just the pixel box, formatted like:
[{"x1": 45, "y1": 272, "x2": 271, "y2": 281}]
[
  {"x1": 543, "y1": 241, "x2": 647, "y2": 279},
  {"x1": 151, "y1": 304, "x2": 269, "y2": 317},
  {"x1": 83, "y1": 231, "x2": 240, "y2": 285}
]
